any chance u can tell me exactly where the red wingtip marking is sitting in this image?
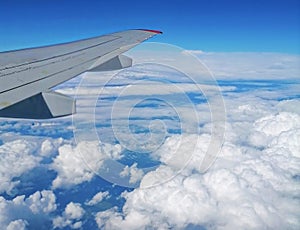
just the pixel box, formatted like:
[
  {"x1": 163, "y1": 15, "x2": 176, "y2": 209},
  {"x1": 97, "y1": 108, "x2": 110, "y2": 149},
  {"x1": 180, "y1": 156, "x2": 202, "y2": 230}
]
[{"x1": 139, "y1": 29, "x2": 163, "y2": 34}]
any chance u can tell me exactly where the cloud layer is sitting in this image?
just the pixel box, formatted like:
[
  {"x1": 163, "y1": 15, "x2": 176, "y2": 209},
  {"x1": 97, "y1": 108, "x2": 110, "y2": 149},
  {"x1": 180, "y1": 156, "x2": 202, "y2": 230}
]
[
  {"x1": 95, "y1": 110, "x2": 300, "y2": 229},
  {"x1": 0, "y1": 50, "x2": 299, "y2": 229}
]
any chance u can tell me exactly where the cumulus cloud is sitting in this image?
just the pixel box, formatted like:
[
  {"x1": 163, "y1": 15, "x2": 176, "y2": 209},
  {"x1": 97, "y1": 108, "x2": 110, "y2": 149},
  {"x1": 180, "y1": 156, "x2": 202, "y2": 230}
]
[
  {"x1": 120, "y1": 163, "x2": 145, "y2": 185},
  {"x1": 40, "y1": 139, "x2": 60, "y2": 157},
  {"x1": 253, "y1": 112, "x2": 300, "y2": 136},
  {"x1": 249, "y1": 112, "x2": 300, "y2": 149},
  {"x1": 95, "y1": 207, "x2": 151, "y2": 230},
  {"x1": 85, "y1": 191, "x2": 109, "y2": 206},
  {"x1": 95, "y1": 108, "x2": 300, "y2": 229},
  {"x1": 0, "y1": 140, "x2": 41, "y2": 194},
  {"x1": 26, "y1": 190, "x2": 57, "y2": 214},
  {"x1": 51, "y1": 141, "x2": 122, "y2": 189},
  {"x1": 0, "y1": 190, "x2": 56, "y2": 229},
  {"x1": 6, "y1": 219, "x2": 28, "y2": 230},
  {"x1": 53, "y1": 202, "x2": 85, "y2": 229}
]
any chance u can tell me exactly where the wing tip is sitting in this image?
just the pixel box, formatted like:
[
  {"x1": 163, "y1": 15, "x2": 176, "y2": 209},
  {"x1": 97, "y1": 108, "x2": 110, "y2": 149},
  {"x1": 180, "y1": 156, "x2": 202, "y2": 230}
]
[{"x1": 138, "y1": 29, "x2": 163, "y2": 34}]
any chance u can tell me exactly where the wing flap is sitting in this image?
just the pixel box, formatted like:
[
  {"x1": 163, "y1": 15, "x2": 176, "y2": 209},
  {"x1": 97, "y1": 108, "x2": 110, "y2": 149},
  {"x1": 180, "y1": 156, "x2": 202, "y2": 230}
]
[
  {"x1": 0, "y1": 91, "x2": 75, "y2": 119},
  {"x1": 88, "y1": 54, "x2": 132, "y2": 72}
]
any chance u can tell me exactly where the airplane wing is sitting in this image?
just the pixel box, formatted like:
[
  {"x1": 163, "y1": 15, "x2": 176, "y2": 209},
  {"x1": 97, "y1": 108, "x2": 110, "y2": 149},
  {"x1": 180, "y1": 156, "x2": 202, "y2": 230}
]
[{"x1": 0, "y1": 29, "x2": 162, "y2": 119}]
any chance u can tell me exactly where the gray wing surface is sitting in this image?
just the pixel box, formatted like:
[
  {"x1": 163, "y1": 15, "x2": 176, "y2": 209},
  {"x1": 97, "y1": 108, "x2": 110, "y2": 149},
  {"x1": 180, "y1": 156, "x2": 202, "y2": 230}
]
[{"x1": 0, "y1": 29, "x2": 162, "y2": 119}]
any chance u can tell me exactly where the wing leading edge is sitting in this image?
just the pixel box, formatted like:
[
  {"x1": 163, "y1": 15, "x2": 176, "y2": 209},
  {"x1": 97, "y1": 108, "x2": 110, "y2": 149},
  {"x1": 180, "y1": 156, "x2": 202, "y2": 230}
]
[{"x1": 0, "y1": 29, "x2": 162, "y2": 119}]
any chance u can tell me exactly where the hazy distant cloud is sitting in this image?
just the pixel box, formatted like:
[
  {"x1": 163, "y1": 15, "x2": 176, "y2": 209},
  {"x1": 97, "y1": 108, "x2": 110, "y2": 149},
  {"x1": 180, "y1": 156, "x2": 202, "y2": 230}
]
[
  {"x1": 184, "y1": 50, "x2": 204, "y2": 55},
  {"x1": 268, "y1": 62, "x2": 287, "y2": 70},
  {"x1": 130, "y1": 47, "x2": 300, "y2": 80},
  {"x1": 192, "y1": 52, "x2": 300, "y2": 79},
  {"x1": 277, "y1": 100, "x2": 300, "y2": 115}
]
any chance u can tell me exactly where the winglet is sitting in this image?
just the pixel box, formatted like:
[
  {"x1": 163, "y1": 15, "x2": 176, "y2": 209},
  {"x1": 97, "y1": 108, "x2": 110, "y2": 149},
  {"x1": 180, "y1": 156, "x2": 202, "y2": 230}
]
[{"x1": 139, "y1": 29, "x2": 163, "y2": 34}]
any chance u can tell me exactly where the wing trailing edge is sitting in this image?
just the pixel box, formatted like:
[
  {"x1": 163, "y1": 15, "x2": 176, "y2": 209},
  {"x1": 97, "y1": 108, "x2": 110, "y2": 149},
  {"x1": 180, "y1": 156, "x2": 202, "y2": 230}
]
[
  {"x1": 0, "y1": 91, "x2": 75, "y2": 119},
  {"x1": 88, "y1": 54, "x2": 132, "y2": 72}
]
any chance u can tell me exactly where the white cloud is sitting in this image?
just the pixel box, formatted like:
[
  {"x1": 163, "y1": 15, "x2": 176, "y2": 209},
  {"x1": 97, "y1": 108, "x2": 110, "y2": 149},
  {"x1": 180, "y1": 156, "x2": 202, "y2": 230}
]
[
  {"x1": 0, "y1": 140, "x2": 41, "y2": 194},
  {"x1": 248, "y1": 112, "x2": 300, "y2": 153},
  {"x1": 6, "y1": 219, "x2": 28, "y2": 230},
  {"x1": 53, "y1": 202, "x2": 85, "y2": 229},
  {"x1": 85, "y1": 191, "x2": 109, "y2": 206},
  {"x1": 26, "y1": 190, "x2": 57, "y2": 214},
  {"x1": 95, "y1": 207, "x2": 151, "y2": 230},
  {"x1": 51, "y1": 142, "x2": 98, "y2": 189},
  {"x1": 0, "y1": 190, "x2": 56, "y2": 229},
  {"x1": 271, "y1": 129, "x2": 300, "y2": 158},
  {"x1": 40, "y1": 139, "x2": 55, "y2": 157},
  {"x1": 95, "y1": 104, "x2": 300, "y2": 229},
  {"x1": 120, "y1": 163, "x2": 144, "y2": 184},
  {"x1": 51, "y1": 141, "x2": 122, "y2": 189},
  {"x1": 253, "y1": 112, "x2": 300, "y2": 136},
  {"x1": 65, "y1": 202, "x2": 85, "y2": 220}
]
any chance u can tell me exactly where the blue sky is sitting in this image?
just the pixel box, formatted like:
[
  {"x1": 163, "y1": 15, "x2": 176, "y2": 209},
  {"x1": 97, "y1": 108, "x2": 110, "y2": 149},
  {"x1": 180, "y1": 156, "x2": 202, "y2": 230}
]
[{"x1": 0, "y1": 0, "x2": 299, "y2": 53}]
